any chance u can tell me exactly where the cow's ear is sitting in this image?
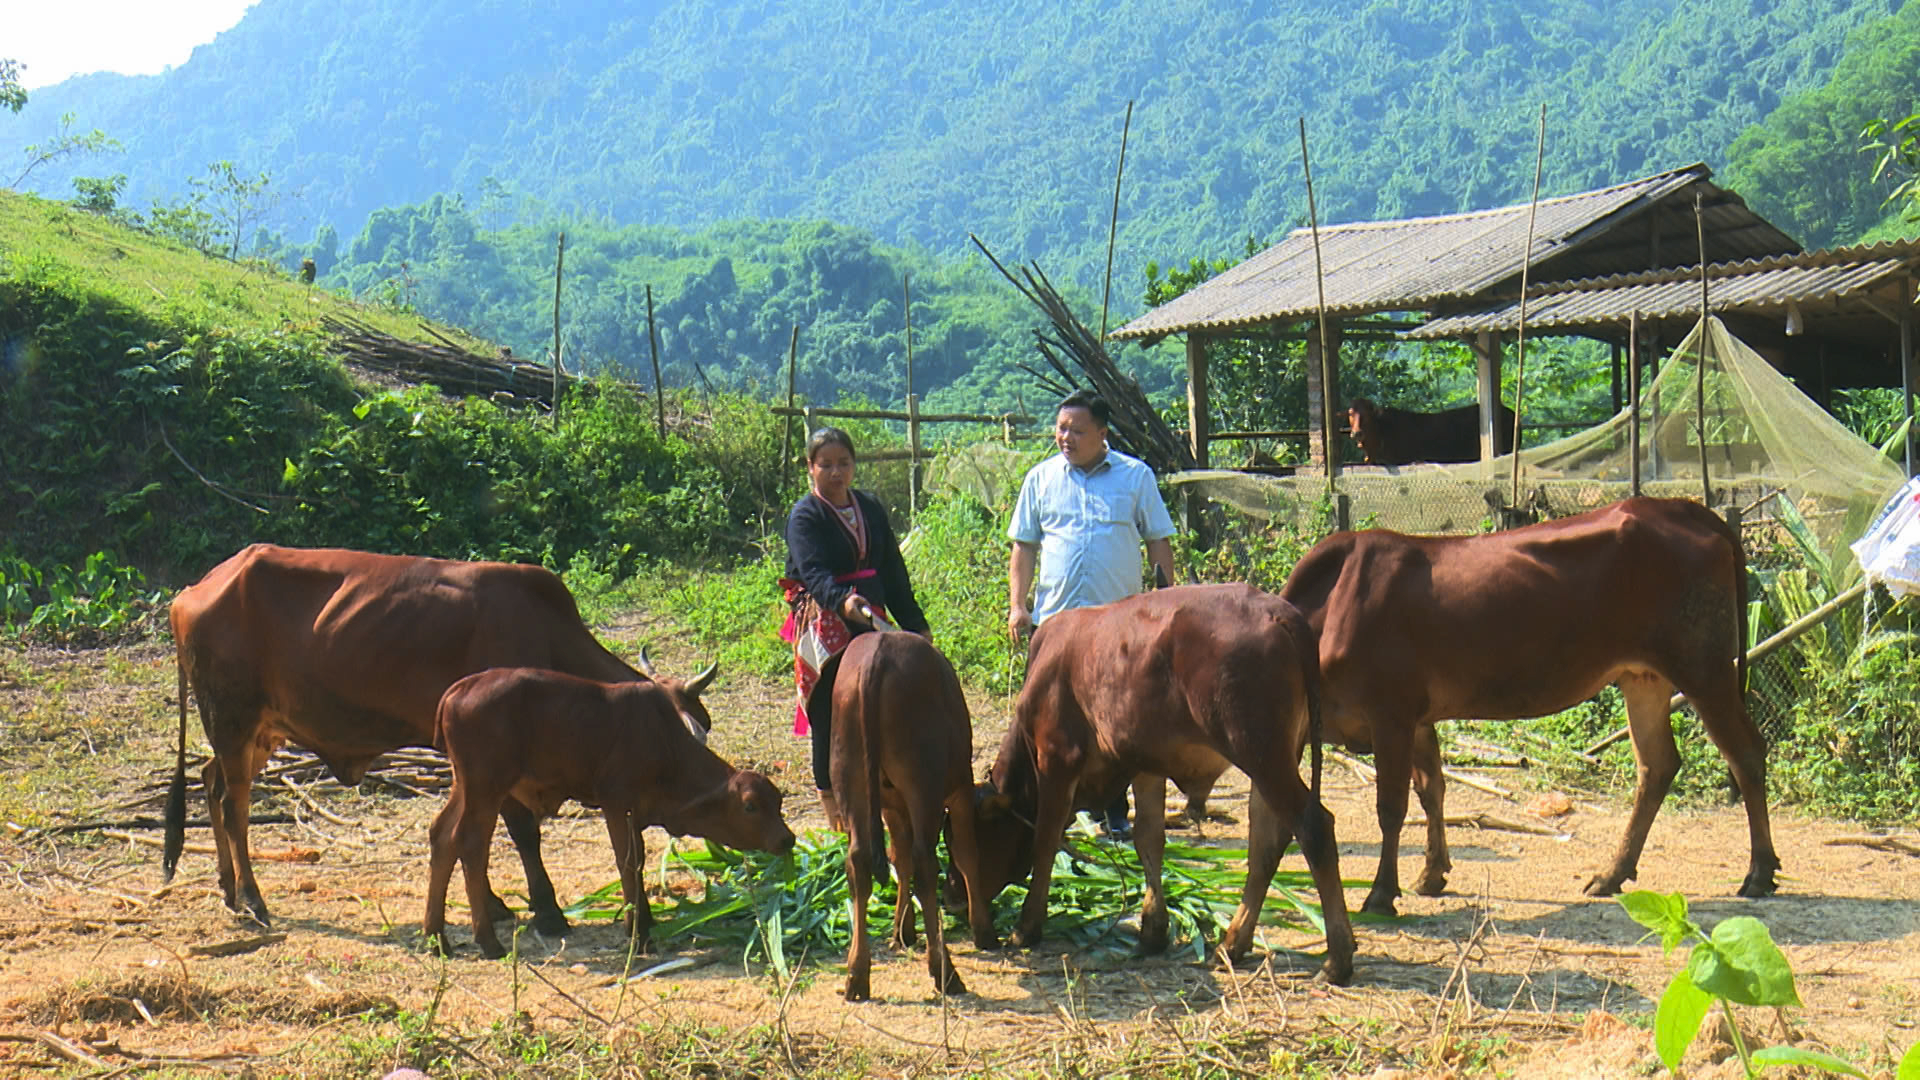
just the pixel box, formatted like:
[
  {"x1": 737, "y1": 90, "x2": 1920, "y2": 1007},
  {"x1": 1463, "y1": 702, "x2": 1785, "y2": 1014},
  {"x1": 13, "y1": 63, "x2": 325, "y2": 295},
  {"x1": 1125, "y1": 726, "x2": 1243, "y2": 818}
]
[{"x1": 975, "y1": 785, "x2": 1012, "y2": 821}]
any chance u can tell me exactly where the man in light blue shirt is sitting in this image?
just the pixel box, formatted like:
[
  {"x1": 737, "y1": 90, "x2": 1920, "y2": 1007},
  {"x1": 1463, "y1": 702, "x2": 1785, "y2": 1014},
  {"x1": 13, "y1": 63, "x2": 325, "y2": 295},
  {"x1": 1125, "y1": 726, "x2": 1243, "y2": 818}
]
[{"x1": 1007, "y1": 389, "x2": 1177, "y2": 839}]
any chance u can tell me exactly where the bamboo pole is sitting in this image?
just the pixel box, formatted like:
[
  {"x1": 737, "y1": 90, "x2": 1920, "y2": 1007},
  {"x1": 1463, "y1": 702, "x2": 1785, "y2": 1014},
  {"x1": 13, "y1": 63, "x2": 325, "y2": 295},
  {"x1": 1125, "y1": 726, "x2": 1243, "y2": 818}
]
[
  {"x1": 1695, "y1": 190, "x2": 1713, "y2": 507},
  {"x1": 1584, "y1": 578, "x2": 1872, "y2": 756},
  {"x1": 783, "y1": 325, "x2": 800, "y2": 480},
  {"x1": 1904, "y1": 276, "x2": 1914, "y2": 477},
  {"x1": 1299, "y1": 117, "x2": 1337, "y2": 491},
  {"x1": 1509, "y1": 103, "x2": 1547, "y2": 510},
  {"x1": 551, "y1": 232, "x2": 566, "y2": 425},
  {"x1": 1100, "y1": 99, "x2": 1134, "y2": 343},
  {"x1": 645, "y1": 285, "x2": 666, "y2": 439},
  {"x1": 1629, "y1": 311, "x2": 1642, "y2": 498},
  {"x1": 907, "y1": 393, "x2": 922, "y2": 516},
  {"x1": 770, "y1": 405, "x2": 1035, "y2": 424}
]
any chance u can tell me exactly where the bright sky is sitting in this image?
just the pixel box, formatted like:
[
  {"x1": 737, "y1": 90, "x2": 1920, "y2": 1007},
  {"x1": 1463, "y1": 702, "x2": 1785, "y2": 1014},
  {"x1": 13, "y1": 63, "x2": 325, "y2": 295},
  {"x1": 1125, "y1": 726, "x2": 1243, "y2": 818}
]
[{"x1": 10, "y1": 0, "x2": 257, "y2": 89}]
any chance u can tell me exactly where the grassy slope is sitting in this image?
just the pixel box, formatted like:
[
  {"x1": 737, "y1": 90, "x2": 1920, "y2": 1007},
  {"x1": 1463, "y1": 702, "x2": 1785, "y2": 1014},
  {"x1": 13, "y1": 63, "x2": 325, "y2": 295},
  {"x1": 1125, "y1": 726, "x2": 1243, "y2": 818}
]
[{"x1": 0, "y1": 188, "x2": 496, "y2": 349}]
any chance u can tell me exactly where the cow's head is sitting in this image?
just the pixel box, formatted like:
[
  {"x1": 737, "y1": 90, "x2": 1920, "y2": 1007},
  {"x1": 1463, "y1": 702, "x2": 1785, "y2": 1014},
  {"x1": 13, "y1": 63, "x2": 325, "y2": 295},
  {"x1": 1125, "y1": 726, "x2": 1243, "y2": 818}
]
[
  {"x1": 963, "y1": 727, "x2": 1043, "y2": 900},
  {"x1": 1346, "y1": 398, "x2": 1381, "y2": 463},
  {"x1": 671, "y1": 769, "x2": 796, "y2": 857},
  {"x1": 637, "y1": 644, "x2": 719, "y2": 742}
]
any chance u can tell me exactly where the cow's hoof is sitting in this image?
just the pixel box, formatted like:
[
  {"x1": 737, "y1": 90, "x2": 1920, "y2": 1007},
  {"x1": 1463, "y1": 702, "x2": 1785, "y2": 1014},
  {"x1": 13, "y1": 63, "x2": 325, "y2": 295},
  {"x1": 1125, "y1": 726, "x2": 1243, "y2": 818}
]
[
  {"x1": 530, "y1": 910, "x2": 571, "y2": 937},
  {"x1": 938, "y1": 969, "x2": 967, "y2": 996},
  {"x1": 1738, "y1": 860, "x2": 1781, "y2": 899},
  {"x1": 971, "y1": 927, "x2": 999, "y2": 950},
  {"x1": 893, "y1": 925, "x2": 917, "y2": 950},
  {"x1": 1136, "y1": 925, "x2": 1170, "y2": 957},
  {"x1": 1006, "y1": 926, "x2": 1042, "y2": 951},
  {"x1": 1414, "y1": 872, "x2": 1449, "y2": 897},
  {"x1": 426, "y1": 933, "x2": 455, "y2": 957},
  {"x1": 1582, "y1": 872, "x2": 1628, "y2": 898},
  {"x1": 476, "y1": 939, "x2": 508, "y2": 961},
  {"x1": 1316, "y1": 957, "x2": 1355, "y2": 987},
  {"x1": 845, "y1": 976, "x2": 871, "y2": 1003},
  {"x1": 1359, "y1": 892, "x2": 1399, "y2": 918}
]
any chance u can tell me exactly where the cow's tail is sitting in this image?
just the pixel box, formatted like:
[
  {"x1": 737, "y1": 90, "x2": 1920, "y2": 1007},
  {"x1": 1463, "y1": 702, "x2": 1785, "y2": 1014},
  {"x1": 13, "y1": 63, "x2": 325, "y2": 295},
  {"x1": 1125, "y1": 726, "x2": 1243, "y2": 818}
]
[
  {"x1": 1731, "y1": 515, "x2": 1749, "y2": 698},
  {"x1": 162, "y1": 653, "x2": 189, "y2": 883},
  {"x1": 1290, "y1": 606, "x2": 1325, "y2": 802}
]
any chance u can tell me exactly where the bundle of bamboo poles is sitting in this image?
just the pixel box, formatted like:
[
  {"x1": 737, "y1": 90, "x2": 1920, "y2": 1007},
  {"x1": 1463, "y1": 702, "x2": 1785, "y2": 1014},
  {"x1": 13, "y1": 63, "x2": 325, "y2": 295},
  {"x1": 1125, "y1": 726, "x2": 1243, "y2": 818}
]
[
  {"x1": 321, "y1": 315, "x2": 573, "y2": 409},
  {"x1": 970, "y1": 235, "x2": 1196, "y2": 474},
  {"x1": 118, "y1": 747, "x2": 452, "y2": 816}
]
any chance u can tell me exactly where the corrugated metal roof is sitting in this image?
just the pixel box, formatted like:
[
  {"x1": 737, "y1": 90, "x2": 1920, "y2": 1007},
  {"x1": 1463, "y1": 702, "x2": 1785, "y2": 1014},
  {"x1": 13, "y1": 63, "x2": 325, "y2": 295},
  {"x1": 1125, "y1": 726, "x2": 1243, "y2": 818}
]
[
  {"x1": 1111, "y1": 163, "x2": 1801, "y2": 342},
  {"x1": 1408, "y1": 241, "x2": 1920, "y2": 338}
]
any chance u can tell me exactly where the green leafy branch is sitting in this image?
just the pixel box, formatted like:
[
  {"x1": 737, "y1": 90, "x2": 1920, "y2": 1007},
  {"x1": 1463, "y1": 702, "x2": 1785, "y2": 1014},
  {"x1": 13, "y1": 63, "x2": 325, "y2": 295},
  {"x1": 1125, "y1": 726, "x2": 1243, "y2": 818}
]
[{"x1": 1619, "y1": 890, "x2": 1920, "y2": 1078}]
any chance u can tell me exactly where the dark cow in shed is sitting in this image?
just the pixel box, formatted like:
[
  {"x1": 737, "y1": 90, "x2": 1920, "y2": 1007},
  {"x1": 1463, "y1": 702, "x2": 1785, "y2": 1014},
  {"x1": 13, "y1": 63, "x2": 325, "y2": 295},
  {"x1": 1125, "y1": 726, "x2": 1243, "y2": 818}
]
[
  {"x1": 972, "y1": 584, "x2": 1355, "y2": 985},
  {"x1": 165, "y1": 544, "x2": 718, "y2": 930},
  {"x1": 1347, "y1": 398, "x2": 1514, "y2": 465},
  {"x1": 425, "y1": 668, "x2": 794, "y2": 958},
  {"x1": 1237, "y1": 497, "x2": 1774, "y2": 931},
  {"x1": 807, "y1": 632, "x2": 995, "y2": 1000}
]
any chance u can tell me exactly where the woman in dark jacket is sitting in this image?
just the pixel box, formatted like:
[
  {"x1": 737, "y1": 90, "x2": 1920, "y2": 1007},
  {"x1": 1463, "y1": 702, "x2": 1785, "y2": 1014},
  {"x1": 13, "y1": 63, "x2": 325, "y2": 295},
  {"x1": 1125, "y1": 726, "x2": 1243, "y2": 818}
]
[{"x1": 779, "y1": 426, "x2": 930, "y2": 828}]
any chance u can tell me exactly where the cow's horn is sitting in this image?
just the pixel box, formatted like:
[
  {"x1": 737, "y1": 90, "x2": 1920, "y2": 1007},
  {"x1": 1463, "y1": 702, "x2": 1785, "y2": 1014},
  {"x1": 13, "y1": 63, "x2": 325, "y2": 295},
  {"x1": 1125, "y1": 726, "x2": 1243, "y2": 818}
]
[
  {"x1": 636, "y1": 644, "x2": 658, "y2": 678},
  {"x1": 686, "y1": 660, "x2": 719, "y2": 697}
]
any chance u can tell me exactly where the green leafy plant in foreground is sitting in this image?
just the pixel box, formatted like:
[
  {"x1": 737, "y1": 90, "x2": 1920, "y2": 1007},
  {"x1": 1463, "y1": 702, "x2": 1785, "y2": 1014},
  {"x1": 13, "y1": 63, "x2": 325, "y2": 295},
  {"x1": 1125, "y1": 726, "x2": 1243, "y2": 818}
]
[
  {"x1": 566, "y1": 824, "x2": 1356, "y2": 982},
  {"x1": 1620, "y1": 891, "x2": 1920, "y2": 1078}
]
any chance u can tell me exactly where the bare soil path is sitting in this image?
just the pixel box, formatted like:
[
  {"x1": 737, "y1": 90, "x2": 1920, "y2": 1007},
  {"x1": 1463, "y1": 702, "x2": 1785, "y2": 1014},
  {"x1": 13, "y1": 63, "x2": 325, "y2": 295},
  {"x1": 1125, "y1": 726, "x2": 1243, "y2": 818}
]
[{"x1": 2, "y1": 631, "x2": 1917, "y2": 1077}]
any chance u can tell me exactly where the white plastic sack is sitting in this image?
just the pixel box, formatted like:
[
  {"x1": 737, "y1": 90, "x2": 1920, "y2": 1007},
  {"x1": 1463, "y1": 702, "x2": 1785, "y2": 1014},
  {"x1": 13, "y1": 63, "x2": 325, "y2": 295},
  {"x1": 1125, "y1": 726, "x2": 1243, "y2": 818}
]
[{"x1": 1850, "y1": 476, "x2": 1920, "y2": 598}]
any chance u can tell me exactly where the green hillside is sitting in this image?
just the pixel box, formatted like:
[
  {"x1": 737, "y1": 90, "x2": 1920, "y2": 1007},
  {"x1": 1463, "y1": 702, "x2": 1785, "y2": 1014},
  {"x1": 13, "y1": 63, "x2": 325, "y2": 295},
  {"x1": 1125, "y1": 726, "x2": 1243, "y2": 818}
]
[{"x1": 10, "y1": 0, "x2": 1902, "y2": 297}]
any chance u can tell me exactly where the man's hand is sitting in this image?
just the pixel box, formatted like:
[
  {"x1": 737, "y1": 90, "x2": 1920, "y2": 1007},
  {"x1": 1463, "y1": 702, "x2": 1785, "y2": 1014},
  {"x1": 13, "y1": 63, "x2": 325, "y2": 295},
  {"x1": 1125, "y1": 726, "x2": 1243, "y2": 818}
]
[{"x1": 1008, "y1": 606, "x2": 1033, "y2": 642}]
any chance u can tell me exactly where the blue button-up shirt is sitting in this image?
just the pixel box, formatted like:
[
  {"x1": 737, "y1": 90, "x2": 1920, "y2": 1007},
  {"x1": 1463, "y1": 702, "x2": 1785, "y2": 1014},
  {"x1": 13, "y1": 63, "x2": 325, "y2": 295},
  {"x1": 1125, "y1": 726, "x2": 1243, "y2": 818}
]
[{"x1": 1009, "y1": 448, "x2": 1176, "y2": 625}]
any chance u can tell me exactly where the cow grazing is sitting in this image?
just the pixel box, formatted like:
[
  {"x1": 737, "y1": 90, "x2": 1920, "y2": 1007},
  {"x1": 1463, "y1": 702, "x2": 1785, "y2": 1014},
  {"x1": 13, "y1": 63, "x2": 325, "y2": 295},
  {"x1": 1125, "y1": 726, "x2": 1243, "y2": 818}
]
[
  {"x1": 1347, "y1": 398, "x2": 1514, "y2": 465},
  {"x1": 425, "y1": 668, "x2": 794, "y2": 958},
  {"x1": 1248, "y1": 497, "x2": 1773, "y2": 922},
  {"x1": 165, "y1": 544, "x2": 718, "y2": 930},
  {"x1": 973, "y1": 584, "x2": 1356, "y2": 985},
  {"x1": 807, "y1": 632, "x2": 995, "y2": 1000}
]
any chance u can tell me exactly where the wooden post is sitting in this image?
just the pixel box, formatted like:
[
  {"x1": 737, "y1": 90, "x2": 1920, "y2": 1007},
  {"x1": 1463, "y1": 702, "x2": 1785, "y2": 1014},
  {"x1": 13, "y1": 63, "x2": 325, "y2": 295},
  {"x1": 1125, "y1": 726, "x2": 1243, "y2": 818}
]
[
  {"x1": 645, "y1": 284, "x2": 666, "y2": 440},
  {"x1": 1185, "y1": 333, "x2": 1210, "y2": 468},
  {"x1": 907, "y1": 393, "x2": 922, "y2": 517},
  {"x1": 551, "y1": 232, "x2": 565, "y2": 425},
  {"x1": 783, "y1": 325, "x2": 800, "y2": 482},
  {"x1": 903, "y1": 273, "x2": 914, "y2": 408},
  {"x1": 804, "y1": 405, "x2": 818, "y2": 437},
  {"x1": 1610, "y1": 341, "x2": 1623, "y2": 415},
  {"x1": 1474, "y1": 331, "x2": 1503, "y2": 463},
  {"x1": 1629, "y1": 312, "x2": 1642, "y2": 498},
  {"x1": 1694, "y1": 190, "x2": 1713, "y2": 508},
  {"x1": 1508, "y1": 103, "x2": 1547, "y2": 508},
  {"x1": 1896, "y1": 274, "x2": 1912, "y2": 476},
  {"x1": 1305, "y1": 321, "x2": 1344, "y2": 474}
]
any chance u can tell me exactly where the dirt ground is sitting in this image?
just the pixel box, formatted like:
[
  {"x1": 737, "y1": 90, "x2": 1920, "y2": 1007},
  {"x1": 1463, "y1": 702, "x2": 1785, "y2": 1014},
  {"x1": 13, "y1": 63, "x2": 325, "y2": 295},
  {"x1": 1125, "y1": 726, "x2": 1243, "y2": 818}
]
[{"x1": 2, "y1": 634, "x2": 1918, "y2": 1078}]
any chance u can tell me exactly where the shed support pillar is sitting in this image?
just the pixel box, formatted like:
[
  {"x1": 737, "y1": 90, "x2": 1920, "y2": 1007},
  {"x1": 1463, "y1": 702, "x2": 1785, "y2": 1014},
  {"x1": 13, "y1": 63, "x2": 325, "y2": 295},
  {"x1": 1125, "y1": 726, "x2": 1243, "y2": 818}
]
[
  {"x1": 1305, "y1": 320, "x2": 1345, "y2": 475},
  {"x1": 1474, "y1": 331, "x2": 1503, "y2": 463},
  {"x1": 1185, "y1": 332, "x2": 1211, "y2": 542}
]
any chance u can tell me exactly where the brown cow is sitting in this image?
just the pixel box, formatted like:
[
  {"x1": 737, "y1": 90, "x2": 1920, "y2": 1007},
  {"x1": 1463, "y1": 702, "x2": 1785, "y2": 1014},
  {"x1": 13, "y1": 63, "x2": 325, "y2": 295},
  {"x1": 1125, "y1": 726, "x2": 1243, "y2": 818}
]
[
  {"x1": 972, "y1": 584, "x2": 1356, "y2": 985},
  {"x1": 1234, "y1": 497, "x2": 1774, "y2": 936},
  {"x1": 1347, "y1": 398, "x2": 1514, "y2": 465},
  {"x1": 425, "y1": 668, "x2": 794, "y2": 958},
  {"x1": 807, "y1": 632, "x2": 995, "y2": 1000},
  {"x1": 165, "y1": 544, "x2": 717, "y2": 930}
]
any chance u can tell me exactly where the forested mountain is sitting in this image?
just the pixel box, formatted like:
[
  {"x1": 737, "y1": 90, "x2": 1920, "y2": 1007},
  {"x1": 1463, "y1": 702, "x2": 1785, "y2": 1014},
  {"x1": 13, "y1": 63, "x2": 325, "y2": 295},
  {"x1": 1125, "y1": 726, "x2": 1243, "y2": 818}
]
[{"x1": 11, "y1": 0, "x2": 1906, "y2": 296}]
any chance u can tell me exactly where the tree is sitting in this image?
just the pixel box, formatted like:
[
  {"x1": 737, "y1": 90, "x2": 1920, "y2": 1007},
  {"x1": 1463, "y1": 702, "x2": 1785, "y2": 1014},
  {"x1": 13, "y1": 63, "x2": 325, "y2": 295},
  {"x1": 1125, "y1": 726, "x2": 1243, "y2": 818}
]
[
  {"x1": 0, "y1": 58, "x2": 25, "y2": 114},
  {"x1": 71, "y1": 173, "x2": 127, "y2": 215},
  {"x1": 1864, "y1": 111, "x2": 1920, "y2": 227},
  {"x1": 190, "y1": 161, "x2": 278, "y2": 260},
  {"x1": 9, "y1": 113, "x2": 121, "y2": 190}
]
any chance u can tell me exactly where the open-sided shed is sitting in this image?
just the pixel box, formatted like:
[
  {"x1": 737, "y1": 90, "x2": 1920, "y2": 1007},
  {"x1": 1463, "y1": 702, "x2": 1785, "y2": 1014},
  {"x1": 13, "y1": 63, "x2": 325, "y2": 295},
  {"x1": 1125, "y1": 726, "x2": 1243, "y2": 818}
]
[{"x1": 1110, "y1": 163, "x2": 1804, "y2": 472}]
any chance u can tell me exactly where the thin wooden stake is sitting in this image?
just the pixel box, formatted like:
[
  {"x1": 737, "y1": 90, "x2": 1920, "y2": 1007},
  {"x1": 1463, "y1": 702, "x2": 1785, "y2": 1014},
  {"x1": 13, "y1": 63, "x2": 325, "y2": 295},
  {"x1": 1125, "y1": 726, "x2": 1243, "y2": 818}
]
[
  {"x1": 1100, "y1": 100, "x2": 1134, "y2": 343},
  {"x1": 1695, "y1": 189, "x2": 1713, "y2": 507},
  {"x1": 551, "y1": 232, "x2": 565, "y2": 426},
  {"x1": 1509, "y1": 103, "x2": 1547, "y2": 509},
  {"x1": 783, "y1": 325, "x2": 800, "y2": 479},
  {"x1": 1298, "y1": 117, "x2": 1337, "y2": 493},
  {"x1": 1629, "y1": 311, "x2": 1643, "y2": 498},
  {"x1": 645, "y1": 285, "x2": 666, "y2": 439}
]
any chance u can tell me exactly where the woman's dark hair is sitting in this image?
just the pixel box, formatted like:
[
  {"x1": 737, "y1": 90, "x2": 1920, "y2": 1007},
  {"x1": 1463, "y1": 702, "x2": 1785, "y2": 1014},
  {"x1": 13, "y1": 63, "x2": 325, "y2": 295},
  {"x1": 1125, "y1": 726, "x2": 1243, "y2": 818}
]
[
  {"x1": 806, "y1": 426, "x2": 857, "y2": 462},
  {"x1": 1058, "y1": 388, "x2": 1112, "y2": 428}
]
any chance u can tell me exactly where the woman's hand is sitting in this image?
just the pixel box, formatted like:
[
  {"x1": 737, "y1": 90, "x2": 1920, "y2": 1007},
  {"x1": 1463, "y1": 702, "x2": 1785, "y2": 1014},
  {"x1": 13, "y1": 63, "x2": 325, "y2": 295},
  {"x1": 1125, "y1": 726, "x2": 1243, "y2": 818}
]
[{"x1": 840, "y1": 593, "x2": 874, "y2": 626}]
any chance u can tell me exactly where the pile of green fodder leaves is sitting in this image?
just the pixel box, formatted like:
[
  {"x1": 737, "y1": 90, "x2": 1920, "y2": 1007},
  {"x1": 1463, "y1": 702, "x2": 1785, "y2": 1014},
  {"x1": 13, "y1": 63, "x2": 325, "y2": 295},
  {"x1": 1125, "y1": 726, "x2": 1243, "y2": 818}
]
[{"x1": 566, "y1": 818, "x2": 1366, "y2": 981}]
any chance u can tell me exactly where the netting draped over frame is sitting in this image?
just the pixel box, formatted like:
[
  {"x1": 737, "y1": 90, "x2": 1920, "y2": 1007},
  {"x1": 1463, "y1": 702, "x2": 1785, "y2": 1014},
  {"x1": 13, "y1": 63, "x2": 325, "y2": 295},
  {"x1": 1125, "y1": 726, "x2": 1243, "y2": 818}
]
[{"x1": 1172, "y1": 317, "x2": 1906, "y2": 555}]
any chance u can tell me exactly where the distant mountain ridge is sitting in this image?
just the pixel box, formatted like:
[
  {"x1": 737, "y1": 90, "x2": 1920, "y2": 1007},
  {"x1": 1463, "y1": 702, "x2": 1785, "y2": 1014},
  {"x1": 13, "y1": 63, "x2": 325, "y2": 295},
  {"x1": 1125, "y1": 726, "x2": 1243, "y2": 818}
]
[{"x1": 9, "y1": 0, "x2": 1902, "y2": 296}]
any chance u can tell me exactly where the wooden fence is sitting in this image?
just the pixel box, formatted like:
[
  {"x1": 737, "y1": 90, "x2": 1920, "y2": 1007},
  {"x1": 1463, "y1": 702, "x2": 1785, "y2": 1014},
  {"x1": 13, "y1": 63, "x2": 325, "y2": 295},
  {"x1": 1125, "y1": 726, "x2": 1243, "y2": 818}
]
[{"x1": 771, "y1": 398, "x2": 1036, "y2": 513}]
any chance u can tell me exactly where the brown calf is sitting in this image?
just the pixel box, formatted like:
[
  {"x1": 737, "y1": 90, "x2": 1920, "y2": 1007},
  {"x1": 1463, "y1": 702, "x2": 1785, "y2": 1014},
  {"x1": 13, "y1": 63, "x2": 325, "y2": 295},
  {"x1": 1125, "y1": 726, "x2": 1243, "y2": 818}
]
[
  {"x1": 1247, "y1": 496, "x2": 1773, "y2": 924},
  {"x1": 808, "y1": 632, "x2": 995, "y2": 1000},
  {"x1": 425, "y1": 668, "x2": 794, "y2": 958},
  {"x1": 973, "y1": 584, "x2": 1355, "y2": 985}
]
